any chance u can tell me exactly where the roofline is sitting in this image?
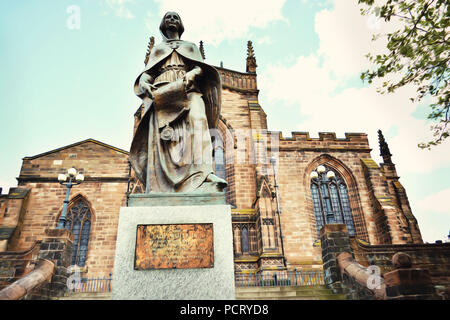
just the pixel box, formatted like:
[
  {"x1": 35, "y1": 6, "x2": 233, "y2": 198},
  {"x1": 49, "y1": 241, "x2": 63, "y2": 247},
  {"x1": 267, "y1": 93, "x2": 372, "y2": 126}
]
[
  {"x1": 22, "y1": 138, "x2": 129, "y2": 160},
  {"x1": 214, "y1": 65, "x2": 255, "y2": 77}
]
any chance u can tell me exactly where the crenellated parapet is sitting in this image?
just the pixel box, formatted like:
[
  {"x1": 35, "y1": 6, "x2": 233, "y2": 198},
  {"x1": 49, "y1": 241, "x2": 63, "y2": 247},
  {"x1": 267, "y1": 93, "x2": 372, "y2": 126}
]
[
  {"x1": 264, "y1": 131, "x2": 371, "y2": 152},
  {"x1": 277, "y1": 131, "x2": 368, "y2": 142},
  {"x1": 216, "y1": 67, "x2": 258, "y2": 93}
]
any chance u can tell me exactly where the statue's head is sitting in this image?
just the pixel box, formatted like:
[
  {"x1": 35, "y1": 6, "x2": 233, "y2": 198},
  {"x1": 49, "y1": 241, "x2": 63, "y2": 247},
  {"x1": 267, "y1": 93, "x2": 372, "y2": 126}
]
[{"x1": 160, "y1": 12, "x2": 184, "y2": 39}]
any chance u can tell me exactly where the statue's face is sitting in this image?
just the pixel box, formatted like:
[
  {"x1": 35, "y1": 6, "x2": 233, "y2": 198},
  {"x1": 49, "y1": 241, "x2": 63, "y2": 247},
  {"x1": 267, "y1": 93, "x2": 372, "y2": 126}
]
[{"x1": 164, "y1": 12, "x2": 181, "y2": 33}]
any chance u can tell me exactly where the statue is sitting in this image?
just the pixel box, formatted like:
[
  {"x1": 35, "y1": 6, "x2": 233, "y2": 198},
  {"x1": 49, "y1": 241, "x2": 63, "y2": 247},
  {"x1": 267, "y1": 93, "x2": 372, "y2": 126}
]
[{"x1": 130, "y1": 12, "x2": 227, "y2": 193}]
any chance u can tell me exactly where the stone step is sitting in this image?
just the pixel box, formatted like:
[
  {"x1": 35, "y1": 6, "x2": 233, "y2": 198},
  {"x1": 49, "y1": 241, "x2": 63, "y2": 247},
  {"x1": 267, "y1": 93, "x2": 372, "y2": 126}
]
[
  {"x1": 52, "y1": 286, "x2": 346, "y2": 301},
  {"x1": 236, "y1": 294, "x2": 347, "y2": 300},
  {"x1": 236, "y1": 289, "x2": 334, "y2": 298},
  {"x1": 54, "y1": 292, "x2": 112, "y2": 300},
  {"x1": 236, "y1": 285, "x2": 329, "y2": 293},
  {"x1": 235, "y1": 285, "x2": 347, "y2": 300}
]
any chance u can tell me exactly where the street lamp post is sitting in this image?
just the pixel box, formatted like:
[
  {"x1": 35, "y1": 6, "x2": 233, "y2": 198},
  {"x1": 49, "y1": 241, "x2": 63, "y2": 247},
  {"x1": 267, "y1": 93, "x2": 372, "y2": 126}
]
[
  {"x1": 57, "y1": 167, "x2": 84, "y2": 229},
  {"x1": 270, "y1": 157, "x2": 287, "y2": 268}
]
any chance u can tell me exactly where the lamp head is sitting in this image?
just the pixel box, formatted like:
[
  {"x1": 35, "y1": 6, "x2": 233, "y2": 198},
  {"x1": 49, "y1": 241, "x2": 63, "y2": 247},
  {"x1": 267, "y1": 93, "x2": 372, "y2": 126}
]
[
  {"x1": 326, "y1": 171, "x2": 336, "y2": 179},
  {"x1": 67, "y1": 167, "x2": 77, "y2": 177},
  {"x1": 75, "y1": 173, "x2": 84, "y2": 182},
  {"x1": 317, "y1": 165, "x2": 326, "y2": 174}
]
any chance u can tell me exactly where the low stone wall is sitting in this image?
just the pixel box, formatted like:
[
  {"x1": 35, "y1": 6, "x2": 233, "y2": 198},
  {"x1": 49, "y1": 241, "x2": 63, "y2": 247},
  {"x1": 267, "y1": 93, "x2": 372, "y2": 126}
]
[
  {"x1": 0, "y1": 241, "x2": 41, "y2": 291},
  {"x1": 337, "y1": 252, "x2": 386, "y2": 300},
  {"x1": 351, "y1": 239, "x2": 450, "y2": 290},
  {"x1": 383, "y1": 252, "x2": 439, "y2": 300},
  {"x1": 0, "y1": 228, "x2": 74, "y2": 300},
  {"x1": 320, "y1": 224, "x2": 450, "y2": 300},
  {"x1": 0, "y1": 259, "x2": 54, "y2": 300}
]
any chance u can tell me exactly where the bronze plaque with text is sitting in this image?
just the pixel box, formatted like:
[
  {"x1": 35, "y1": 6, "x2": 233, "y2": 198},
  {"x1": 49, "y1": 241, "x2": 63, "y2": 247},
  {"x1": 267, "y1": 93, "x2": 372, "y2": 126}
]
[{"x1": 134, "y1": 224, "x2": 214, "y2": 270}]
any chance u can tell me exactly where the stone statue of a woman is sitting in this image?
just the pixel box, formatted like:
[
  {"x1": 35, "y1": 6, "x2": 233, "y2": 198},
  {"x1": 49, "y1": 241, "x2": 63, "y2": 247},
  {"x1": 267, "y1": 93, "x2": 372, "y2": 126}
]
[{"x1": 130, "y1": 12, "x2": 227, "y2": 193}]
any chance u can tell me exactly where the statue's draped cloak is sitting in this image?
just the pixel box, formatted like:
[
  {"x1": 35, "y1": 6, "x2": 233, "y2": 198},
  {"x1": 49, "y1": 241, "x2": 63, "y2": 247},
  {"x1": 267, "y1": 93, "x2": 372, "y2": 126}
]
[{"x1": 130, "y1": 39, "x2": 222, "y2": 192}]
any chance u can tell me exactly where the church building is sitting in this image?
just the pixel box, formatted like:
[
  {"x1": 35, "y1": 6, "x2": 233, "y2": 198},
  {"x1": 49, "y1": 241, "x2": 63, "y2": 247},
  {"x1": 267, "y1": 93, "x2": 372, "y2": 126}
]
[{"x1": 0, "y1": 40, "x2": 423, "y2": 281}]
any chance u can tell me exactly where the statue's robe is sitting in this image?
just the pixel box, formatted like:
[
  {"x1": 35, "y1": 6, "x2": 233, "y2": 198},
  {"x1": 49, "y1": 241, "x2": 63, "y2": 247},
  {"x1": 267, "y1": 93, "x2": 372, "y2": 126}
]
[{"x1": 130, "y1": 39, "x2": 222, "y2": 193}]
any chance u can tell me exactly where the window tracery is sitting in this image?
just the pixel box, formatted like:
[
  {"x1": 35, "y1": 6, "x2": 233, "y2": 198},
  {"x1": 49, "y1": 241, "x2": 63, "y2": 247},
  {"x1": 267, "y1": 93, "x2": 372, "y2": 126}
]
[
  {"x1": 65, "y1": 198, "x2": 92, "y2": 266},
  {"x1": 310, "y1": 165, "x2": 356, "y2": 237}
]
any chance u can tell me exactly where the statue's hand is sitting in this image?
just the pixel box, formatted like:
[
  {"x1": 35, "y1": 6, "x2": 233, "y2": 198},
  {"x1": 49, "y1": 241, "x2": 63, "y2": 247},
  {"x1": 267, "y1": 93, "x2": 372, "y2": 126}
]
[
  {"x1": 184, "y1": 66, "x2": 202, "y2": 90},
  {"x1": 139, "y1": 73, "x2": 155, "y2": 99},
  {"x1": 142, "y1": 84, "x2": 155, "y2": 99}
]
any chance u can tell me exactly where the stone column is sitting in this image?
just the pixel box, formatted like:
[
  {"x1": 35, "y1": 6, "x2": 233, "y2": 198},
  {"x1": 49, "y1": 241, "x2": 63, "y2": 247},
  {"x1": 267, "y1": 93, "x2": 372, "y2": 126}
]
[
  {"x1": 26, "y1": 228, "x2": 73, "y2": 299},
  {"x1": 320, "y1": 224, "x2": 353, "y2": 293}
]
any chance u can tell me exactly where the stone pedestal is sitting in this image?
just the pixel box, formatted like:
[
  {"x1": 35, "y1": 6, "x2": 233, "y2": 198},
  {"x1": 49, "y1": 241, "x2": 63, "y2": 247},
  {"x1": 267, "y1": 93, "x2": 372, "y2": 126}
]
[
  {"x1": 320, "y1": 224, "x2": 353, "y2": 294},
  {"x1": 111, "y1": 193, "x2": 235, "y2": 300},
  {"x1": 29, "y1": 228, "x2": 73, "y2": 299}
]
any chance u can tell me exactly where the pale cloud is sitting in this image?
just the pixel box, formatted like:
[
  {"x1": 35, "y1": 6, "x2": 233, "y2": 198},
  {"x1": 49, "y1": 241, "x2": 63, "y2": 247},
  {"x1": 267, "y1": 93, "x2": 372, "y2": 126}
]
[
  {"x1": 102, "y1": 0, "x2": 135, "y2": 19},
  {"x1": 413, "y1": 189, "x2": 450, "y2": 242},
  {"x1": 416, "y1": 188, "x2": 450, "y2": 214},
  {"x1": 257, "y1": 36, "x2": 273, "y2": 45},
  {"x1": 152, "y1": 0, "x2": 287, "y2": 45},
  {"x1": 0, "y1": 180, "x2": 14, "y2": 194},
  {"x1": 314, "y1": 0, "x2": 397, "y2": 78},
  {"x1": 260, "y1": 54, "x2": 338, "y2": 107},
  {"x1": 259, "y1": 0, "x2": 450, "y2": 175},
  {"x1": 145, "y1": 11, "x2": 154, "y2": 32}
]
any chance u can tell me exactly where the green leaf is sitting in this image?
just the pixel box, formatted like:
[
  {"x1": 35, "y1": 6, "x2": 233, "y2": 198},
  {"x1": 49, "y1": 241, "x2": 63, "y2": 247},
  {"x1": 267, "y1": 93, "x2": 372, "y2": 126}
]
[{"x1": 358, "y1": 0, "x2": 450, "y2": 148}]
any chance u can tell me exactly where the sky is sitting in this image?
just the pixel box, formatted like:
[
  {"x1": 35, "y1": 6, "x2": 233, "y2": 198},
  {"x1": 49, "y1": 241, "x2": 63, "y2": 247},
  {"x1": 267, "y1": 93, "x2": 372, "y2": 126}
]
[{"x1": 0, "y1": 0, "x2": 449, "y2": 243}]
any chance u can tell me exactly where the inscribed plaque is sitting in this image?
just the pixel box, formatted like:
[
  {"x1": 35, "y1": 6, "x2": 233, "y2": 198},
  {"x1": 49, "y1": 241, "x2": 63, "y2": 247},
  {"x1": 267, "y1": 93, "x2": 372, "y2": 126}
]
[{"x1": 134, "y1": 224, "x2": 214, "y2": 270}]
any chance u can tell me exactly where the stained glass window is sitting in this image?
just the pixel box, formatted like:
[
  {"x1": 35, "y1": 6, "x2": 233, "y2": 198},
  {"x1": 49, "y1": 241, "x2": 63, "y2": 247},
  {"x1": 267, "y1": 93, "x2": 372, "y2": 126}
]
[
  {"x1": 311, "y1": 184, "x2": 324, "y2": 234},
  {"x1": 214, "y1": 146, "x2": 226, "y2": 180},
  {"x1": 213, "y1": 134, "x2": 234, "y2": 206},
  {"x1": 65, "y1": 198, "x2": 92, "y2": 266},
  {"x1": 233, "y1": 223, "x2": 258, "y2": 255},
  {"x1": 241, "y1": 226, "x2": 249, "y2": 253},
  {"x1": 310, "y1": 166, "x2": 356, "y2": 237}
]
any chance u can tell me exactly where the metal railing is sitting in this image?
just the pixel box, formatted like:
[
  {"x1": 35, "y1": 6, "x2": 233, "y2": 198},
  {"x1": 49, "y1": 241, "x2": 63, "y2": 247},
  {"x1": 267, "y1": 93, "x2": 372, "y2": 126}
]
[
  {"x1": 69, "y1": 273, "x2": 112, "y2": 293},
  {"x1": 66, "y1": 270, "x2": 324, "y2": 292},
  {"x1": 235, "y1": 270, "x2": 324, "y2": 287}
]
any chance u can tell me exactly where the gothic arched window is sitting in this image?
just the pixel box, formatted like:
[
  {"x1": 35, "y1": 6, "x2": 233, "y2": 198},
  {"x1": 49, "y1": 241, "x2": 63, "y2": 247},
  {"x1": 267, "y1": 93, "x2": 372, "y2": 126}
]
[
  {"x1": 214, "y1": 146, "x2": 226, "y2": 180},
  {"x1": 241, "y1": 226, "x2": 249, "y2": 253},
  {"x1": 212, "y1": 129, "x2": 226, "y2": 181},
  {"x1": 310, "y1": 165, "x2": 356, "y2": 237},
  {"x1": 233, "y1": 223, "x2": 258, "y2": 255},
  {"x1": 65, "y1": 198, "x2": 92, "y2": 267}
]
